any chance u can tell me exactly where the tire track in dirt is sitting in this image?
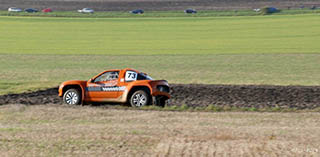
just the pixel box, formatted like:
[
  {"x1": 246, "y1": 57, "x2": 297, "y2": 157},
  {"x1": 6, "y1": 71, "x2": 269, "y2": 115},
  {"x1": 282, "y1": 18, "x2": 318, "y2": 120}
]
[{"x1": 1, "y1": 84, "x2": 320, "y2": 109}]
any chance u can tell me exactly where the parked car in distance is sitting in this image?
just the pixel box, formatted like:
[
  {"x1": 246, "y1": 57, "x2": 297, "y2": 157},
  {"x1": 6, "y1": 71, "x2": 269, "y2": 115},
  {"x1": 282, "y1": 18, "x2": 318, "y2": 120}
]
[
  {"x1": 8, "y1": 7, "x2": 22, "y2": 12},
  {"x1": 42, "y1": 8, "x2": 53, "y2": 13},
  {"x1": 130, "y1": 9, "x2": 144, "y2": 14},
  {"x1": 25, "y1": 8, "x2": 38, "y2": 13},
  {"x1": 253, "y1": 8, "x2": 261, "y2": 12},
  {"x1": 184, "y1": 8, "x2": 197, "y2": 14},
  {"x1": 78, "y1": 8, "x2": 94, "y2": 13},
  {"x1": 260, "y1": 7, "x2": 280, "y2": 14},
  {"x1": 58, "y1": 68, "x2": 170, "y2": 107},
  {"x1": 266, "y1": 7, "x2": 279, "y2": 13}
]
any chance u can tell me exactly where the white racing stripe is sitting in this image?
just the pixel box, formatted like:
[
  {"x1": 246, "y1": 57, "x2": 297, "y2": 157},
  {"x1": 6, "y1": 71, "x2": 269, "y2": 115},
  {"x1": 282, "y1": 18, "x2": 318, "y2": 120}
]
[{"x1": 87, "y1": 86, "x2": 126, "y2": 92}]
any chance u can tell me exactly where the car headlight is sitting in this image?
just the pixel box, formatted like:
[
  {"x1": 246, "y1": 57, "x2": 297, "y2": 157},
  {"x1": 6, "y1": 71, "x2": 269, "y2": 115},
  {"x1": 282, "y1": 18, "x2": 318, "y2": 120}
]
[{"x1": 157, "y1": 85, "x2": 170, "y2": 93}]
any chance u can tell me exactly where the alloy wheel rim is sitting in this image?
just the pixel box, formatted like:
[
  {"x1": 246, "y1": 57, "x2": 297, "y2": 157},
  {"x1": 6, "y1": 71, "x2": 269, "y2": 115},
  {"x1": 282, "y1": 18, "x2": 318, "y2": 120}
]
[
  {"x1": 133, "y1": 93, "x2": 146, "y2": 107},
  {"x1": 65, "y1": 91, "x2": 78, "y2": 105}
]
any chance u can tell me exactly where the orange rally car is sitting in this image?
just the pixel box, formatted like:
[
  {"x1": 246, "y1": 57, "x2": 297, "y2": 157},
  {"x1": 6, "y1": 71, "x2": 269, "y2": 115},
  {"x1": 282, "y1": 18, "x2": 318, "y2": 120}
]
[{"x1": 58, "y1": 68, "x2": 170, "y2": 107}]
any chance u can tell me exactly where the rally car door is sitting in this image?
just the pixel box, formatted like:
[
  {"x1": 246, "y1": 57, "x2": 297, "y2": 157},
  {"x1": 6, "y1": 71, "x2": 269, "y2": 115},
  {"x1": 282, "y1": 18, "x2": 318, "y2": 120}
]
[{"x1": 86, "y1": 71, "x2": 121, "y2": 99}]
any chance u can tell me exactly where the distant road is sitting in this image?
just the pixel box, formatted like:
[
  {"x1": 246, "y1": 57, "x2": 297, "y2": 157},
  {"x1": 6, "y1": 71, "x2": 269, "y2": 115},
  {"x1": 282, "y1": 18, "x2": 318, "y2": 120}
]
[{"x1": 1, "y1": 0, "x2": 320, "y2": 11}]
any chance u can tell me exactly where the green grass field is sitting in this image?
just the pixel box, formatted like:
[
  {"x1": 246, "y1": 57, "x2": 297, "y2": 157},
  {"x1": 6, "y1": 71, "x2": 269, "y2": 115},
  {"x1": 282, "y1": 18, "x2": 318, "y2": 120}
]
[
  {"x1": 1, "y1": 14, "x2": 320, "y2": 54},
  {"x1": 0, "y1": 14, "x2": 320, "y2": 95}
]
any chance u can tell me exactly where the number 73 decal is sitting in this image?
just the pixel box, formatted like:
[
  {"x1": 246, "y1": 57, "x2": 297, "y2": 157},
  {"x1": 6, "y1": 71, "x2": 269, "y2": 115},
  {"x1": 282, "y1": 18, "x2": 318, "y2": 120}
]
[{"x1": 125, "y1": 71, "x2": 137, "y2": 81}]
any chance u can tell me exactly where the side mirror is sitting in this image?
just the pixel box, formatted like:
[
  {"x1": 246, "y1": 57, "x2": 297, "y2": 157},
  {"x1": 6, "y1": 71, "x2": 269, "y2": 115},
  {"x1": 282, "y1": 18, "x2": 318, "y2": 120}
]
[{"x1": 88, "y1": 78, "x2": 94, "y2": 83}]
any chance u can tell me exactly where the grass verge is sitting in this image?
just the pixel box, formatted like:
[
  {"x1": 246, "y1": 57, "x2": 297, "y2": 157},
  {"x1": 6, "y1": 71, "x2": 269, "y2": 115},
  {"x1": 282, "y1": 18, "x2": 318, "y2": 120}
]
[{"x1": 140, "y1": 104, "x2": 320, "y2": 112}]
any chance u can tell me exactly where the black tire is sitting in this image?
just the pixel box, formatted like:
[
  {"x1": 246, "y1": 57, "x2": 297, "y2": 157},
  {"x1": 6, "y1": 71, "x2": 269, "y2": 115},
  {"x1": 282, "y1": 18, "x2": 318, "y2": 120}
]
[
  {"x1": 130, "y1": 90, "x2": 150, "y2": 107},
  {"x1": 155, "y1": 96, "x2": 167, "y2": 107},
  {"x1": 63, "y1": 89, "x2": 81, "y2": 105}
]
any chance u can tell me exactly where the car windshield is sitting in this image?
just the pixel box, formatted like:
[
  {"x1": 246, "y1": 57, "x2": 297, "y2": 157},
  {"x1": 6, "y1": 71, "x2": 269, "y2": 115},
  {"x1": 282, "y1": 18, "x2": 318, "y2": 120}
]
[{"x1": 137, "y1": 73, "x2": 153, "y2": 80}]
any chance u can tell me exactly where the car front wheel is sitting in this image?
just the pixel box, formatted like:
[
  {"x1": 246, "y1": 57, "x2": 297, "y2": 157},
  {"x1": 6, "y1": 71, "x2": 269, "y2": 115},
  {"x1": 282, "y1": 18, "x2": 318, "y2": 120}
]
[
  {"x1": 155, "y1": 96, "x2": 168, "y2": 107},
  {"x1": 63, "y1": 89, "x2": 81, "y2": 105},
  {"x1": 130, "y1": 90, "x2": 150, "y2": 107}
]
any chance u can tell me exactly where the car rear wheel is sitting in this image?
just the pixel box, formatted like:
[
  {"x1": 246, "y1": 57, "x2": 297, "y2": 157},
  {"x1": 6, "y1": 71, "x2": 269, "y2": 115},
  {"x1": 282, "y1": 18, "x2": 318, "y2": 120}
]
[
  {"x1": 130, "y1": 90, "x2": 150, "y2": 107},
  {"x1": 63, "y1": 89, "x2": 81, "y2": 105}
]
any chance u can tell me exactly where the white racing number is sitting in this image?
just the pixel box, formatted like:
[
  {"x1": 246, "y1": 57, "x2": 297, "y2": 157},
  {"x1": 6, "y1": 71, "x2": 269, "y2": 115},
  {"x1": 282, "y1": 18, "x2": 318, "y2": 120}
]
[{"x1": 125, "y1": 71, "x2": 137, "y2": 82}]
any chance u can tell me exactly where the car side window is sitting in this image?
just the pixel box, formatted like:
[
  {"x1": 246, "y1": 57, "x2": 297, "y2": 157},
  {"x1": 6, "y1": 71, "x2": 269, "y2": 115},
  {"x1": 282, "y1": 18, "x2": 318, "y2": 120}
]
[
  {"x1": 137, "y1": 73, "x2": 153, "y2": 80},
  {"x1": 94, "y1": 71, "x2": 119, "y2": 83}
]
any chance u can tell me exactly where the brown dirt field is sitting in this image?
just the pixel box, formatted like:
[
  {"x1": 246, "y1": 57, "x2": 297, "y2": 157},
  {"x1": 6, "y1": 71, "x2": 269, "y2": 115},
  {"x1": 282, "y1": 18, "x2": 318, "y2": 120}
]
[
  {"x1": 0, "y1": 104, "x2": 319, "y2": 156},
  {"x1": 1, "y1": 0, "x2": 320, "y2": 11},
  {"x1": 1, "y1": 84, "x2": 320, "y2": 109}
]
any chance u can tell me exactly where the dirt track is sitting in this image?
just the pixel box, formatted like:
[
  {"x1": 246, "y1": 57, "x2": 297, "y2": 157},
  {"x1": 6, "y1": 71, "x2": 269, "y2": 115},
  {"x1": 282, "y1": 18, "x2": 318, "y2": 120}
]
[
  {"x1": 1, "y1": 84, "x2": 320, "y2": 109},
  {"x1": 1, "y1": 0, "x2": 320, "y2": 11},
  {"x1": 1, "y1": 104, "x2": 319, "y2": 156}
]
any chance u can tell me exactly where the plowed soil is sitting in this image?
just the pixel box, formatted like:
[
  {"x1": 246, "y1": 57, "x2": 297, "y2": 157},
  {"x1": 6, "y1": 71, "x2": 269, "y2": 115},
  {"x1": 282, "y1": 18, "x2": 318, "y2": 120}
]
[
  {"x1": 1, "y1": 0, "x2": 320, "y2": 11},
  {"x1": 1, "y1": 84, "x2": 320, "y2": 109}
]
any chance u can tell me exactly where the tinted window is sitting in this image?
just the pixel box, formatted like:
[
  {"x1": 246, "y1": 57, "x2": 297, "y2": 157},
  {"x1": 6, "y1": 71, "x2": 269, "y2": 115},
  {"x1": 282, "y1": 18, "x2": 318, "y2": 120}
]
[
  {"x1": 94, "y1": 71, "x2": 119, "y2": 82},
  {"x1": 137, "y1": 73, "x2": 153, "y2": 80}
]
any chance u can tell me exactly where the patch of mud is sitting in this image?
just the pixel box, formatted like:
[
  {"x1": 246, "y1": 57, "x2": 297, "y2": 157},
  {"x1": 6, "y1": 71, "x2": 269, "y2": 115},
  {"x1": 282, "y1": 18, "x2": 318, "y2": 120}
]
[
  {"x1": 1, "y1": 84, "x2": 320, "y2": 109},
  {"x1": 0, "y1": 88, "x2": 61, "y2": 105},
  {"x1": 170, "y1": 84, "x2": 320, "y2": 109}
]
